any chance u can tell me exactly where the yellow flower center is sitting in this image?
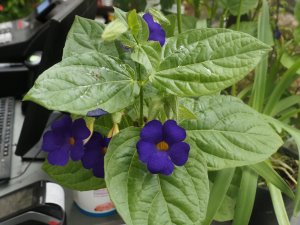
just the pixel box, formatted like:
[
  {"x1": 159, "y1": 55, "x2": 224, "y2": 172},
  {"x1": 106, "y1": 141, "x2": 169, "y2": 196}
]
[
  {"x1": 156, "y1": 141, "x2": 169, "y2": 151},
  {"x1": 69, "y1": 137, "x2": 75, "y2": 145}
]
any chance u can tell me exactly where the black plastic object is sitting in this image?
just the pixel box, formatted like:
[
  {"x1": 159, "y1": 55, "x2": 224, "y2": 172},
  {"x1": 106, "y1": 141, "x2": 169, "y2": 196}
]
[
  {"x1": 0, "y1": 97, "x2": 14, "y2": 181},
  {"x1": 15, "y1": 0, "x2": 97, "y2": 159}
]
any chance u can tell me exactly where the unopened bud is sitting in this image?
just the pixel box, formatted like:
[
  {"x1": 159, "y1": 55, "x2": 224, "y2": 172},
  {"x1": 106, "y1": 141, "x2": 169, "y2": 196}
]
[{"x1": 107, "y1": 123, "x2": 119, "y2": 138}]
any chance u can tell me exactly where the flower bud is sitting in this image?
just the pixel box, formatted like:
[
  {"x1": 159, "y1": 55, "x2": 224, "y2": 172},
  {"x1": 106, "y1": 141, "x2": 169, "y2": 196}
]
[{"x1": 107, "y1": 123, "x2": 120, "y2": 138}]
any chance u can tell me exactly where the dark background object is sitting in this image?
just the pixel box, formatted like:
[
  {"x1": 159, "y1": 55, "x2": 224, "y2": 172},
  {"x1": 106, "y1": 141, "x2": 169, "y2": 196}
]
[{"x1": 14, "y1": 0, "x2": 97, "y2": 159}]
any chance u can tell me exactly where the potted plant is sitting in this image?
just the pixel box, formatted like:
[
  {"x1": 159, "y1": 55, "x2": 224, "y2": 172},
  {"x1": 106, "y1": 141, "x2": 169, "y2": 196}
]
[{"x1": 23, "y1": 0, "x2": 298, "y2": 224}]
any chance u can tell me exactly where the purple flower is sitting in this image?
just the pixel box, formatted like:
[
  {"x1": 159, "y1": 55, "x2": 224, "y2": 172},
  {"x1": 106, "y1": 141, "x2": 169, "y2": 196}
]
[
  {"x1": 42, "y1": 115, "x2": 91, "y2": 166},
  {"x1": 87, "y1": 108, "x2": 108, "y2": 117},
  {"x1": 274, "y1": 27, "x2": 281, "y2": 40},
  {"x1": 81, "y1": 132, "x2": 110, "y2": 178},
  {"x1": 136, "y1": 120, "x2": 190, "y2": 176},
  {"x1": 143, "y1": 13, "x2": 166, "y2": 46}
]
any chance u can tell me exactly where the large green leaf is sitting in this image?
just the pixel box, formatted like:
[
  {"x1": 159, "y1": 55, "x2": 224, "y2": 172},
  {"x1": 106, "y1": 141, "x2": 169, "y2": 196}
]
[
  {"x1": 180, "y1": 95, "x2": 283, "y2": 169},
  {"x1": 219, "y1": 0, "x2": 258, "y2": 16},
  {"x1": 151, "y1": 29, "x2": 270, "y2": 97},
  {"x1": 63, "y1": 16, "x2": 118, "y2": 58},
  {"x1": 131, "y1": 42, "x2": 162, "y2": 74},
  {"x1": 24, "y1": 52, "x2": 139, "y2": 115},
  {"x1": 43, "y1": 160, "x2": 105, "y2": 191},
  {"x1": 105, "y1": 127, "x2": 210, "y2": 225}
]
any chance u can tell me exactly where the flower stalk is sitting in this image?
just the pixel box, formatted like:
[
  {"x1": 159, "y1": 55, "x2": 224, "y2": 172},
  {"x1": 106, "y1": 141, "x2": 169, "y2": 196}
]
[
  {"x1": 177, "y1": 0, "x2": 182, "y2": 34},
  {"x1": 138, "y1": 64, "x2": 144, "y2": 127}
]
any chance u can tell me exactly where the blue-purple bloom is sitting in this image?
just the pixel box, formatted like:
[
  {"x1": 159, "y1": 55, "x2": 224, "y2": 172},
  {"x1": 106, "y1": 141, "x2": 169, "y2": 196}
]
[
  {"x1": 274, "y1": 27, "x2": 281, "y2": 40},
  {"x1": 87, "y1": 108, "x2": 108, "y2": 117},
  {"x1": 136, "y1": 120, "x2": 190, "y2": 176},
  {"x1": 42, "y1": 115, "x2": 90, "y2": 166},
  {"x1": 81, "y1": 132, "x2": 110, "y2": 178},
  {"x1": 143, "y1": 13, "x2": 166, "y2": 46}
]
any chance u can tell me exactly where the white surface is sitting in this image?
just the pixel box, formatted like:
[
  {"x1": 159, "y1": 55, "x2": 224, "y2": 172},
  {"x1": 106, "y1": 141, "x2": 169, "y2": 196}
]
[{"x1": 45, "y1": 182, "x2": 65, "y2": 210}]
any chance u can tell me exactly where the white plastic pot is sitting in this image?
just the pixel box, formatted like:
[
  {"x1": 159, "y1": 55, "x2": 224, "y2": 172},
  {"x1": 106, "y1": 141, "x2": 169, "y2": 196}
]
[{"x1": 73, "y1": 188, "x2": 116, "y2": 217}]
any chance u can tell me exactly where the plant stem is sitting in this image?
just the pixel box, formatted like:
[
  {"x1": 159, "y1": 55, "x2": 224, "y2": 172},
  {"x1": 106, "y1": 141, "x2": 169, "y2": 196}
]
[
  {"x1": 138, "y1": 64, "x2": 144, "y2": 126},
  {"x1": 236, "y1": 0, "x2": 243, "y2": 30},
  {"x1": 232, "y1": 0, "x2": 242, "y2": 97},
  {"x1": 220, "y1": 9, "x2": 228, "y2": 28},
  {"x1": 177, "y1": 0, "x2": 182, "y2": 34}
]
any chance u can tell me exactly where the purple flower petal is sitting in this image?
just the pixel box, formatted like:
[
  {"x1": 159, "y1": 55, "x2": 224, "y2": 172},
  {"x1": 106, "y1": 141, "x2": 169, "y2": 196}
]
[
  {"x1": 81, "y1": 131, "x2": 109, "y2": 178},
  {"x1": 92, "y1": 158, "x2": 105, "y2": 178},
  {"x1": 85, "y1": 132, "x2": 104, "y2": 149},
  {"x1": 163, "y1": 120, "x2": 186, "y2": 145},
  {"x1": 42, "y1": 131, "x2": 65, "y2": 152},
  {"x1": 143, "y1": 13, "x2": 166, "y2": 46},
  {"x1": 87, "y1": 108, "x2": 108, "y2": 117},
  {"x1": 161, "y1": 158, "x2": 175, "y2": 176},
  {"x1": 147, "y1": 151, "x2": 173, "y2": 175},
  {"x1": 82, "y1": 149, "x2": 100, "y2": 169},
  {"x1": 51, "y1": 115, "x2": 72, "y2": 132},
  {"x1": 140, "y1": 120, "x2": 163, "y2": 143},
  {"x1": 168, "y1": 142, "x2": 190, "y2": 166},
  {"x1": 137, "y1": 140, "x2": 156, "y2": 163},
  {"x1": 47, "y1": 148, "x2": 69, "y2": 166},
  {"x1": 70, "y1": 142, "x2": 84, "y2": 161},
  {"x1": 71, "y1": 118, "x2": 90, "y2": 140}
]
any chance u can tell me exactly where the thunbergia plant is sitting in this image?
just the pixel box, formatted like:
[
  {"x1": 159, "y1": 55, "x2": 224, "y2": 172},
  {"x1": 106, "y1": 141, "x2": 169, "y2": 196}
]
[{"x1": 24, "y1": 4, "x2": 291, "y2": 225}]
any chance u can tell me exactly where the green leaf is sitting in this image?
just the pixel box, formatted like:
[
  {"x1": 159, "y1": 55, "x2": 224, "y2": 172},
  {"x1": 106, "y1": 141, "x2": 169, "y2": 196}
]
[
  {"x1": 251, "y1": 0, "x2": 273, "y2": 112},
  {"x1": 230, "y1": 21, "x2": 257, "y2": 36},
  {"x1": 24, "y1": 52, "x2": 139, "y2": 115},
  {"x1": 180, "y1": 95, "x2": 283, "y2": 169},
  {"x1": 102, "y1": 18, "x2": 128, "y2": 41},
  {"x1": 212, "y1": 169, "x2": 242, "y2": 222},
  {"x1": 268, "y1": 183, "x2": 291, "y2": 225},
  {"x1": 232, "y1": 168, "x2": 258, "y2": 225},
  {"x1": 214, "y1": 195, "x2": 236, "y2": 222},
  {"x1": 263, "y1": 58, "x2": 300, "y2": 115},
  {"x1": 151, "y1": 29, "x2": 271, "y2": 97},
  {"x1": 149, "y1": 8, "x2": 170, "y2": 25},
  {"x1": 128, "y1": 10, "x2": 140, "y2": 38},
  {"x1": 105, "y1": 127, "x2": 210, "y2": 225},
  {"x1": 43, "y1": 160, "x2": 105, "y2": 191},
  {"x1": 63, "y1": 16, "x2": 118, "y2": 58},
  {"x1": 263, "y1": 116, "x2": 300, "y2": 215},
  {"x1": 131, "y1": 42, "x2": 162, "y2": 73},
  {"x1": 202, "y1": 168, "x2": 235, "y2": 225},
  {"x1": 250, "y1": 161, "x2": 294, "y2": 199},
  {"x1": 271, "y1": 95, "x2": 300, "y2": 117},
  {"x1": 294, "y1": 27, "x2": 300, "y2": 44},
  {"x1": 280, "y1": 52, "x2": 300, "y2": 75},
  {"x1": 219, "y1": 0, "x2": 258, "y2": 16},
  {"x1": 295, "y1": 0, "x2": 300, "y2": 22},
  {"x1": 135, "y1": 15, "x2": 150, "y2": 43},
  {"x1": 257, "y1": 0, "x2": 274, "y2": 46},
  {"x1": 178, "y1": 105, "x2": 197, "y2": 122},
  {"x1": 94, "y1": 114, "x2": 113, "y2": 136},
  {"x1": 113, "y1": 7, "x2": 128, "y2": 26}
]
